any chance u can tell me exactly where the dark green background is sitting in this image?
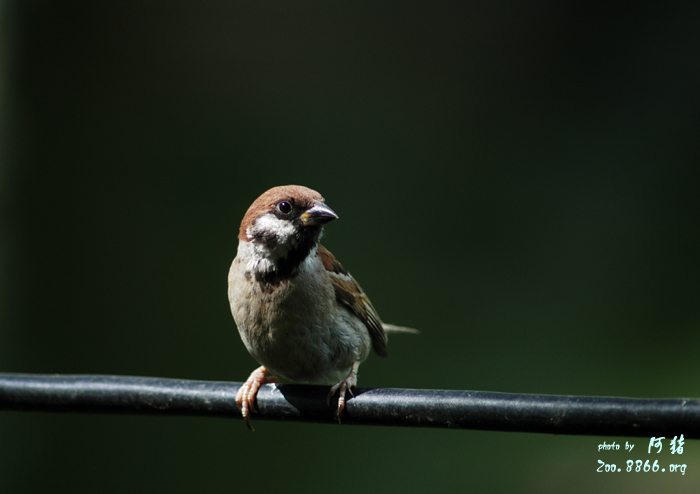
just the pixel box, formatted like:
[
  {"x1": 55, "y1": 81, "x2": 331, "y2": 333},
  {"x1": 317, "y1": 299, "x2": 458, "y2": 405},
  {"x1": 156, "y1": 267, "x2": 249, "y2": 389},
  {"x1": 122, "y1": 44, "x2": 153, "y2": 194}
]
[{"x1": 2, "y1": 3, "x2": 699, "y2": 492}]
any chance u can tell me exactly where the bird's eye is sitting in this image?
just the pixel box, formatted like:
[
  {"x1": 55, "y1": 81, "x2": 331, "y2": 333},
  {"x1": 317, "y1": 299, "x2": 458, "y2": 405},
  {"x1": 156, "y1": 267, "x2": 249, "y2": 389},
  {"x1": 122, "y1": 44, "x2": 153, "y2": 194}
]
[{"x1": 277, "y1": 201, "x2": 292, "y2": 214}]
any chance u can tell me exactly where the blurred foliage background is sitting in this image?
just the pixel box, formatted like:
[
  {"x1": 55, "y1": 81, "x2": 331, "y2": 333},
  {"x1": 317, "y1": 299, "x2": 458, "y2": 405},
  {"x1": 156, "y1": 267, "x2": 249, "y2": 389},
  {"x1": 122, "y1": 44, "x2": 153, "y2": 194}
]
[{"x1": 1, "y1": 2, "x2": 699, "y2": 492}]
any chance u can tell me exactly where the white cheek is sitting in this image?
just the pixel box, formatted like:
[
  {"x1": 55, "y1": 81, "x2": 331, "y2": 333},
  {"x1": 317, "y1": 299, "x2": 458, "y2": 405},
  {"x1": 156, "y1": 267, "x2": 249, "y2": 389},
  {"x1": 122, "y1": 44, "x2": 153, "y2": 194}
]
[
  {"x1": 249, "y1": 214, "x2": 297, "y2": 244},
  {"x1": 242, "y1": 213, "x2": 300, "y2": 268}
]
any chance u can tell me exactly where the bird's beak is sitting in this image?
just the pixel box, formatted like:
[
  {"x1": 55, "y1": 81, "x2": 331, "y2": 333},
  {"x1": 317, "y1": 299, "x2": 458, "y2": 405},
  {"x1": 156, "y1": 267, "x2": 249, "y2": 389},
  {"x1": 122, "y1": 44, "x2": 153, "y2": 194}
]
[{"x1": 300, "y1": 201, "x2": 338, "y2": 226}]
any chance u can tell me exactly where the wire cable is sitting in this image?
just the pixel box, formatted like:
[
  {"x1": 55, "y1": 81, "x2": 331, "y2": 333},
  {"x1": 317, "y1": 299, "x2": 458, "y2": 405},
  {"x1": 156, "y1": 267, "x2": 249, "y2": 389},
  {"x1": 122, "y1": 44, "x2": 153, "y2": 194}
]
[{"x1": 1, "y1": 373, "x2": 697, "y2": 437}]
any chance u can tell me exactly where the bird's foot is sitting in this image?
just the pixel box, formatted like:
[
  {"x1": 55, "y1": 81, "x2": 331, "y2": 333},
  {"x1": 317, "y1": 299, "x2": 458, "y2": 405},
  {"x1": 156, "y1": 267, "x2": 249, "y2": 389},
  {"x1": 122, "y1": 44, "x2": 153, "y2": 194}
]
[
  {"x1": 236, "y1": 366, "x2": 279, "y2": 431},
  {"x1": 326, "y1": 363, "x2": 359, "y2": 423}
]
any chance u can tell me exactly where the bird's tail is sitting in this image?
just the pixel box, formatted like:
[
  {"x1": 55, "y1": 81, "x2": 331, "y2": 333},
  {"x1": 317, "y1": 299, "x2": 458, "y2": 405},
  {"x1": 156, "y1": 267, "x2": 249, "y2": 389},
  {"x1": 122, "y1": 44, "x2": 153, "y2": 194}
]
[{"x1": 382, "y1": 323, "x2": 419, "y2": 334}]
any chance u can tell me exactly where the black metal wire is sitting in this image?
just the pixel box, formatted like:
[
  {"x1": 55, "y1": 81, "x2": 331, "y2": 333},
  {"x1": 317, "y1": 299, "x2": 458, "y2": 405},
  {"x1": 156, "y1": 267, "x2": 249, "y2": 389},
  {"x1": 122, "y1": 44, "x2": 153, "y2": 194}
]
[{"x1": 0, "y1": 373, "x2": 698, "y2": 437}]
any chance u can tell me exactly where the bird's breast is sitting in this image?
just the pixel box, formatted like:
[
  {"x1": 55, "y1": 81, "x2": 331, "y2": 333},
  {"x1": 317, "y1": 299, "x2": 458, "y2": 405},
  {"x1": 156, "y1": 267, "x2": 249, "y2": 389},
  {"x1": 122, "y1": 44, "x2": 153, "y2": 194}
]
[{"x1": 228, "y1": 253, "x2": 371, "y2": 384}]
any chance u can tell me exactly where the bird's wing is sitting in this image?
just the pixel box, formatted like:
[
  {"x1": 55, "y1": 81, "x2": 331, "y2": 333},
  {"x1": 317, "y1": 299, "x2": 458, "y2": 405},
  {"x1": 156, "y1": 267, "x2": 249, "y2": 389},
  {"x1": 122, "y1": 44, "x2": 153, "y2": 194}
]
[{"x1": 317, "y1": 245, "x2": 389, "y2": 358}]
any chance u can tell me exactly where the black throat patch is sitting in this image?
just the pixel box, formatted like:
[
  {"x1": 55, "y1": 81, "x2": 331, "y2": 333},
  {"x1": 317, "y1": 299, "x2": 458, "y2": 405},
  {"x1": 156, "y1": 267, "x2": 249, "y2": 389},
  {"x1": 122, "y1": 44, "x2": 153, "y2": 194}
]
[{"x1": 251, "y1": 225, "x2": 323, "y2": 285}]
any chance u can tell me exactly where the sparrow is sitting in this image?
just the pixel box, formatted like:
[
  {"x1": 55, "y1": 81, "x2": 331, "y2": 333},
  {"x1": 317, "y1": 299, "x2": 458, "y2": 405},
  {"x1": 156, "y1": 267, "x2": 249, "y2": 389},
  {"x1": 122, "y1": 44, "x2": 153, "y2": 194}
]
[{"x1": 228, "y1": 185, "x2": 414, "y2": 429}]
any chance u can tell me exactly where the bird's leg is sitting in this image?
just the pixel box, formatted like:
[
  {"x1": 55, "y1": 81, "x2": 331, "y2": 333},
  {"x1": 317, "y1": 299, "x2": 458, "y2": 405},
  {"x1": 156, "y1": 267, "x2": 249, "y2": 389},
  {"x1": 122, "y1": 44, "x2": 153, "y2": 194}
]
[
  {"x1": 235, "y1": 366, "x2": 279, "y2": 431},
  {"x1": 326, "y1": 361, "x2": 360, "y2": 423}
]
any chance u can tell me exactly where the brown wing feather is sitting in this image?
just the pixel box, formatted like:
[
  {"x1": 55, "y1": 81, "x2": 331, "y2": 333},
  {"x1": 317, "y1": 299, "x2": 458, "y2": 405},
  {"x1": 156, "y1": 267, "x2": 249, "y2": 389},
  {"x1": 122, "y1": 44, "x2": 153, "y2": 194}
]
[{"x1": 318, "y1": 245, "x2": 389, "y2": 358}]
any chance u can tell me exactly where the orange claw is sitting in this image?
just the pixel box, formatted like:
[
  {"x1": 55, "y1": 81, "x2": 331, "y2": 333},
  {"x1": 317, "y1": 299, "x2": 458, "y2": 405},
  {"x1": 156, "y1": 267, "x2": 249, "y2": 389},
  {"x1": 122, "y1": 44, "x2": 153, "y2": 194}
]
[
  {"x1": 235, "y1": 366, "x2": 279, "y2": 431},
  {"x1": 326, "y1": 362, "x2": 360, "y2": 423}
]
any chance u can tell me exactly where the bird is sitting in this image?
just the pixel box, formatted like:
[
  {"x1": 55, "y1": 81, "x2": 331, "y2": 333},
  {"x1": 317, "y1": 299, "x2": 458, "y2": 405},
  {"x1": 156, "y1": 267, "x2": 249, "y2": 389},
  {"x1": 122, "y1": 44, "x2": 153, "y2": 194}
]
[{"x1": 228, "y1": 185, "x2": 415, "y2": 429}]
